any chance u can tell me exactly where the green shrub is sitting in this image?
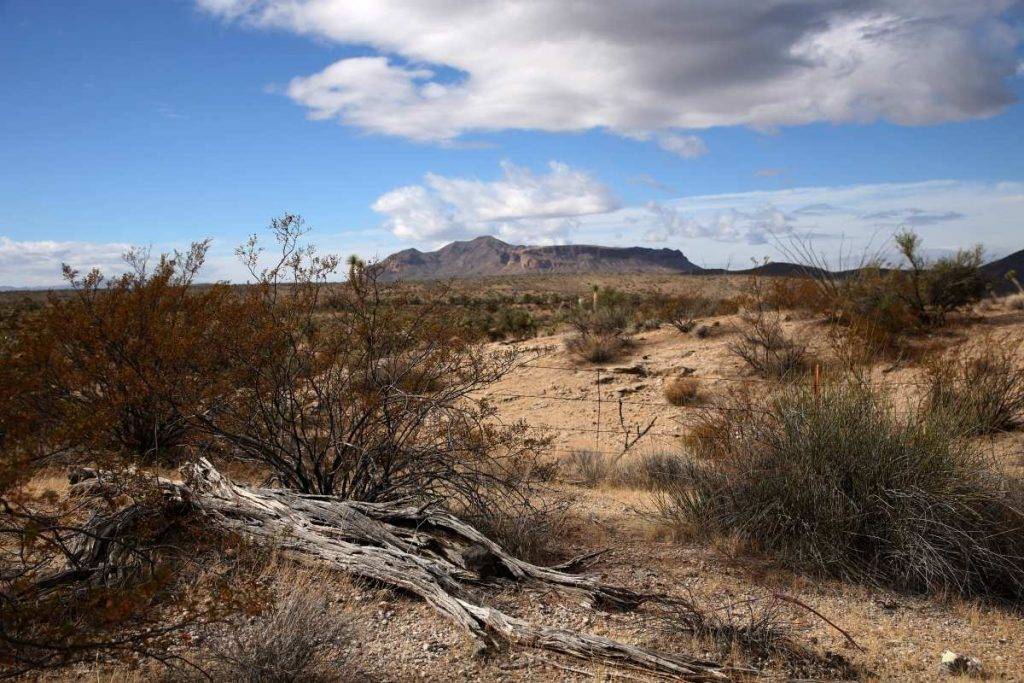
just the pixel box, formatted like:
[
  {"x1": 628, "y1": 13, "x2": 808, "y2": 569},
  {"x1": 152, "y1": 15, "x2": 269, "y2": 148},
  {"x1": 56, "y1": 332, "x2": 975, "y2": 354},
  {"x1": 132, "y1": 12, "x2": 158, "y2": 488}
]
[{"x1": 662, "y1": 382, "x2": 1024, "y2": 598}]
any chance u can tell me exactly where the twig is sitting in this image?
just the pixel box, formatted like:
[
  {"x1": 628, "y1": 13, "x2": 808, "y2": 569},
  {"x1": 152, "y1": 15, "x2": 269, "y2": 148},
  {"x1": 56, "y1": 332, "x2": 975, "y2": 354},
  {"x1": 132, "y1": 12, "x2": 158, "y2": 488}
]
[{"x1": 772, "y1": 593, "x2": 864, "y2": 652}]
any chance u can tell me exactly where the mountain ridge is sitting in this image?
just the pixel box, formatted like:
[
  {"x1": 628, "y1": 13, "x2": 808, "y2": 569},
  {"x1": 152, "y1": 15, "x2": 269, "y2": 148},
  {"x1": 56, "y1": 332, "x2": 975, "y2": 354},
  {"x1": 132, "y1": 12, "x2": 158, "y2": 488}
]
[{"x1": 376, "y1": 235, "x2": 703, "y2": 280}]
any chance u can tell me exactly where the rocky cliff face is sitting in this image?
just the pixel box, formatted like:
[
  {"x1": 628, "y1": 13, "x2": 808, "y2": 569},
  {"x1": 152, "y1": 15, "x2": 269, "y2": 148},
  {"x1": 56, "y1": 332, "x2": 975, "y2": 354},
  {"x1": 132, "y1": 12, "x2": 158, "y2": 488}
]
[{"x1": 376, "y1": 236, "x2": 703, "y2": 280}]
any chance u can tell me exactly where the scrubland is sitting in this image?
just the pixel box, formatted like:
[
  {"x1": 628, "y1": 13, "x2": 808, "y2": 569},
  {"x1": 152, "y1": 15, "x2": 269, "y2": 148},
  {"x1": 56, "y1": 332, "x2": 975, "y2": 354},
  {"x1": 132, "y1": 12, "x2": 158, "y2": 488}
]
[{"x1": 3, "y1": 219, "x2": 1024, "y2": 681}]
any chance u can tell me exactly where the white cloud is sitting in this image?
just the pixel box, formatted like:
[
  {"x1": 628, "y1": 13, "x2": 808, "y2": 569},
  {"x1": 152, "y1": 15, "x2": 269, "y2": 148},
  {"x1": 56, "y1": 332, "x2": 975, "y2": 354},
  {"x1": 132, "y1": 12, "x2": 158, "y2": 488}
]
[
  {"x1": 0, "y1": 237, "x2": 131, "y2": 288},
  {"x1": 656, "y1": 134, "x2": 709, "y2": 159},
  {"x1": 199, "y1": 0, "x2": 1020, "y2": 146},
  {"x1": 372, "y1": 161, "x2": 617, "y2": 243},
  {"x1": 582, "y1": 180, "x2": 1024, "y2": 267}
]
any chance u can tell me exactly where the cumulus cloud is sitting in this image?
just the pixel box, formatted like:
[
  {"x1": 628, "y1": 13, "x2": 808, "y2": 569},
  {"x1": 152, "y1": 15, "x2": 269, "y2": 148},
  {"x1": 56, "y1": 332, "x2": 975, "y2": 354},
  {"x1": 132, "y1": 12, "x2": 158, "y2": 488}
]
[
  {"x1": 199, "y1": 0, "x2": 1020, "y2": 146},
  {"x1": 371, "y1": 161, "x2": 618, "y2": 243},
  {"x1": 0, "y1": 236, "x2": 131, "y2": 288}
]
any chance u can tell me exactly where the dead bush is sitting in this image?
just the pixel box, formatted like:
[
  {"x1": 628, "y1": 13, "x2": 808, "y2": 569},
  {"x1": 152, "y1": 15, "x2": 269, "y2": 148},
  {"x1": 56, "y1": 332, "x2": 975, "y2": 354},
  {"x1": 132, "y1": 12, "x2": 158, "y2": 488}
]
[
  {"x1": 1006, "y1": 293, "x2": 1024, "y2": 311},
  {"x1": 924, "y1": 339, "x2": 1024, "y2": 435},
  {"x1": 206, "y1": 568, "x2": 353, "y2": 682},
  {"x1": 664, "y1": 376, "x2": 700, "y2": 406},
  {"x1": 661, "y1": 382, "x2": 1024, "y2": 599}
]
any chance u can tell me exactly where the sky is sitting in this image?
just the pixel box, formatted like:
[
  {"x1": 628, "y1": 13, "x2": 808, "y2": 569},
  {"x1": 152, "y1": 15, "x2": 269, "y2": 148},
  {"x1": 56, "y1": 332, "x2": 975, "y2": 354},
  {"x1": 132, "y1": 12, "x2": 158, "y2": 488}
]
[{"x1": 2, "y1": 0, "x2": 1023, "y2": 286}]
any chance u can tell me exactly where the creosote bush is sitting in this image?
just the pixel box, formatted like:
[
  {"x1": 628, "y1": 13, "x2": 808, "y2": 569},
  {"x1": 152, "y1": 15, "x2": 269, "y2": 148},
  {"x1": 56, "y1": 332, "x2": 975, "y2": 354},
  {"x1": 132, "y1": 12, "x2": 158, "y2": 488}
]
[
  {"x1": 661, "y1": 382, "x2": 1024, "y2": 599},
  {"x1": 924, "y1": 339, "x2": 1024, "y2": 435},
  {"x1": 197, "y1": 217, "x2": 549, "y2": 508}
]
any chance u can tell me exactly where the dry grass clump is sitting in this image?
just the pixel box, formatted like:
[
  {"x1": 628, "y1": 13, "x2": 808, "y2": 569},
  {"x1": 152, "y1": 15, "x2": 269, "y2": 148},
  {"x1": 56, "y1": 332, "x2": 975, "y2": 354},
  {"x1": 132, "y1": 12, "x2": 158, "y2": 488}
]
[
  {"x1": 728, "y1": 312, "x2": 809, "y2": 380},
  {"x1": 1005, "y1": 293, "x2": 1024, "y2": 311},
  {"x1": 615, "y1": 451, "x2": 692, "y2": 491},
  {"x1": 563, "y1": 449, "x2": 689, "y2": 491},
  {"x1": 924, "y1": 339, "x2": 1024, "y2": 435},
  {"x1": 564, "y1": 332, "x2": 631, "y2": 363},
  {"x1": 661, "y1": 382, "x2": 1024, "y2": 599},
  {"x1": 563, "y1": 449, "x2": 610, "y2": 487},
  {"x1": 664, "y1": 376, "x2": 700, "y2": 406},
  {"x1": 205, "y1": 568, "x2": 353, "y2": 682}
]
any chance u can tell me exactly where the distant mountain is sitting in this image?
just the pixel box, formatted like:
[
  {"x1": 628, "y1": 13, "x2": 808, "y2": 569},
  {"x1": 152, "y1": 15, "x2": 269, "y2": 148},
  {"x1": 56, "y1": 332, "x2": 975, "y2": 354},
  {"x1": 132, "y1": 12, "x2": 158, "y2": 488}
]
[
  {"x1": 376, "y1": 236, "x2": 703, "y2": 280},
  {"x1": 981, "y1": 248, "x2": 1024, "y2": 293}
]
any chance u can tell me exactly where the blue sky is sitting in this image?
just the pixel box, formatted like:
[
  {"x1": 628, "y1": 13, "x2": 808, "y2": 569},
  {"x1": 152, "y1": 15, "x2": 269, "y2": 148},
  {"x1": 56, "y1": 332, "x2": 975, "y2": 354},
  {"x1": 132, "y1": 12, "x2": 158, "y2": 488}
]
[{"x1": 2, "y1": 0, "x2": 1023, "y2": 285}]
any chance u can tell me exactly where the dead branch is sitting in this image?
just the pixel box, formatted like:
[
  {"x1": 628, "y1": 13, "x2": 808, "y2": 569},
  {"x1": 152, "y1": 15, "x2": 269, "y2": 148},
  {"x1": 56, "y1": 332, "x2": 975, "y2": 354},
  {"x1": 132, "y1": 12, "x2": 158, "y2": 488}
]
[
  {"x1": 63, "y1": 460, "x2": 752, "y2": 681},
  {"x1": 617, "y1": 400, "x2": 657, "y2": 458}
]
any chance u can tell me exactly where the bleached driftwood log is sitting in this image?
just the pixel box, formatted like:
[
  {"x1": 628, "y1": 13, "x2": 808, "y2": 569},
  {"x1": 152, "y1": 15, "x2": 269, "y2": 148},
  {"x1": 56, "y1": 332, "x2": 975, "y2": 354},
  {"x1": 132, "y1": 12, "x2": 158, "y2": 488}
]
[{"x1": 67, "y1": 459, "x2": 748, "y2": 681}]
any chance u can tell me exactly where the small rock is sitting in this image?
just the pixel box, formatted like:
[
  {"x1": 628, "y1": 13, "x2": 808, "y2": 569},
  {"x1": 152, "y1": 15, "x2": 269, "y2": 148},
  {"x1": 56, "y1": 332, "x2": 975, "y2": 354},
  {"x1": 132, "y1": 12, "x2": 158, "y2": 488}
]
[
  {"x1": 611, "y1": 364, "x2": 646, "y2": 376},
  {"x1": 940, "y1": 650, "x2": 982, "y2": 677}
]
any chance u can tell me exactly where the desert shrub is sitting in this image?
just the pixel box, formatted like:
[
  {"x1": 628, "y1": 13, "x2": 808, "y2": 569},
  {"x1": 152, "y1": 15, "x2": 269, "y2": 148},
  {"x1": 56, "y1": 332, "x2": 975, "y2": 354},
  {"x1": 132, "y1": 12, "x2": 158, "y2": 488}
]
[
  {"x1": 486, "y1": 306, "x2": 538, "y2": 341},
  {"x1": 924, "y1": 339, "x2": 1024, "y2": 435},
  {"x1": 663, "y1": 295, "x2": 715, "y2": 334},
  {"x1": 662, "y1": 382, "x2": 1024, "y2": 598},
  {"x1": 795, "y1": 231, "x2": 986, "y2": 360},
  {"x1": 2, "y1": 242, "x2": 235, "y2": 465},
  {"x1": 763, "y1": 277, "x2": 829, "y2": 312},
  {"x1": 1006, "y1": 293, "x2": 1024, "y2": 311},
  {"x1": 664, "y1": 376, "x2": 700, "y2": 406},
  {"x1": 564, "y1": 332, "x2": 630, "y2": 363},
  {"x1": 728, "y1": 312, "x2": 809, "y2": 379},
  {"x1": 207, "y1": 569, "x2": 352, "y2": 683},
  {"x1": 199, "y1": 217, "x2": 548, "y2": 503},
  {"x1": 564, "y1": 297, "x2": 632, "y2": 363},
  {"x1": 0, "y1": 244, "x2": 250, "y2": 677}
]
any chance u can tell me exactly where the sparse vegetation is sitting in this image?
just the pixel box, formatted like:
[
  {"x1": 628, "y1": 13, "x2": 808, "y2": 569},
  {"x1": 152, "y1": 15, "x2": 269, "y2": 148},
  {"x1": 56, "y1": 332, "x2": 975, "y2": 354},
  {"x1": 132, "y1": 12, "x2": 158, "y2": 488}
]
[
  {"x1": 564, "y1": 448, "x2": 690, "y2": 491},
  {"x1": 662, "y1": 382, "x2": 1024, "y2": 599}
]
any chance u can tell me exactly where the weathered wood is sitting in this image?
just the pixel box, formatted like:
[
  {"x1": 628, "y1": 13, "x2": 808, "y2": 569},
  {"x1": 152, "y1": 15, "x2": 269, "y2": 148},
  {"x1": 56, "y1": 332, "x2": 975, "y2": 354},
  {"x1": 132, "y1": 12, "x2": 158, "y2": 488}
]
[{"x1": 66, "y1": 459, "x2": 748, "y2": 681}]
